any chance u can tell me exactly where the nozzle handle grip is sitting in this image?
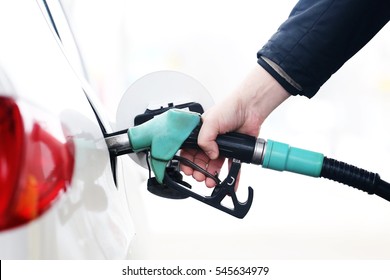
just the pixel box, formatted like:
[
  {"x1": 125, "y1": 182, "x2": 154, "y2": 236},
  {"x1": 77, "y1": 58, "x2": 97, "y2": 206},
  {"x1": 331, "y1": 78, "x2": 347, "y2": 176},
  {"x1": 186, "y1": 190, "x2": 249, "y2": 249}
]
[{"x1": 182, "y1": 125, "x2": 257, "y2": 163}]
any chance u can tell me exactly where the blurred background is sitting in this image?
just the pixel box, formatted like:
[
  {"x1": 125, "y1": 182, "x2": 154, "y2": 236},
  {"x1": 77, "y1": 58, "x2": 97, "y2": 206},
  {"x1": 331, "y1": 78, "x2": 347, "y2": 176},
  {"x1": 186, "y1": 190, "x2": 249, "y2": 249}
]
[{"x1": 60, "y1": 0, "x2": 390, "y2": 259}]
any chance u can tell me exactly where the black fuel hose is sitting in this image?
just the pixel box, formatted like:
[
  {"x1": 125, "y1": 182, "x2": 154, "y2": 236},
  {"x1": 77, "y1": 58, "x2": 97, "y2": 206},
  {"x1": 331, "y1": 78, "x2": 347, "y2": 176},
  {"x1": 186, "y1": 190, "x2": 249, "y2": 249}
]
[{"x1": 320, "y1": 157, "x2": 390, "y2": 202}]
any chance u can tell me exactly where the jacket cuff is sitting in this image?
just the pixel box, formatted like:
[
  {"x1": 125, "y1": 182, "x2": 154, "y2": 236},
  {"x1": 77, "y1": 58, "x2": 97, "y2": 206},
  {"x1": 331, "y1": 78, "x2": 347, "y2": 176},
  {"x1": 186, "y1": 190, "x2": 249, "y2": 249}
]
[{"x1": 257, "y1": 56, "x2": 303, "y2": 97}]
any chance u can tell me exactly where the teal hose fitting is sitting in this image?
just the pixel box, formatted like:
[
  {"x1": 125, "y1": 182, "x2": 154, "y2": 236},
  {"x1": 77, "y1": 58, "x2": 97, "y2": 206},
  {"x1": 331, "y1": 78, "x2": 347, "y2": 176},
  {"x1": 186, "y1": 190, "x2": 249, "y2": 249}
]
[{"x1": 262, "y1": 139, "x2": 324, "y2": 177}]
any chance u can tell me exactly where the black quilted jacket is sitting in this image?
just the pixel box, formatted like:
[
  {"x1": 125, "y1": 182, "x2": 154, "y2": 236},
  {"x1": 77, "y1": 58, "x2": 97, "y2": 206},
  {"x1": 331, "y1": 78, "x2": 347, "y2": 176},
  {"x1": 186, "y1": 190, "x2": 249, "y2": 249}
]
[{"x1": 257, "y1": 0, "x2": 390, "y2": 98}]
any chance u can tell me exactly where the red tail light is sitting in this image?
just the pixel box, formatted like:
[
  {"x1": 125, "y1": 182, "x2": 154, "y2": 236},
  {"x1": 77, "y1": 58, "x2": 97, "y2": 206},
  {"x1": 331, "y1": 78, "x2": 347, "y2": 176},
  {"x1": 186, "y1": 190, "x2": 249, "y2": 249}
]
[{"x1": 0, "y1": 96, "x2": 75, "y2": 231}]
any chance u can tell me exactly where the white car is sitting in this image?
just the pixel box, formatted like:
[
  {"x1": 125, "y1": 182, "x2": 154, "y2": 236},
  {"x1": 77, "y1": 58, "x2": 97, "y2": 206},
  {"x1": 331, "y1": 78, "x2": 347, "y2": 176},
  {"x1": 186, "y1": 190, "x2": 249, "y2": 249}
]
[{"x1": 0, "y1": 0, "x2": 143, "y2": 259}]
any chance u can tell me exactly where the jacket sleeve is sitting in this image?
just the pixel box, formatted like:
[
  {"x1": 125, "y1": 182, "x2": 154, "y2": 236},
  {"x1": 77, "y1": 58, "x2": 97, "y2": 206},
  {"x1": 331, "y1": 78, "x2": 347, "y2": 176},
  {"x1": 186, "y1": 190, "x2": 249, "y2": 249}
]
[{"x1": 257, "y1": 0, "x2": 390, "y2": 98}]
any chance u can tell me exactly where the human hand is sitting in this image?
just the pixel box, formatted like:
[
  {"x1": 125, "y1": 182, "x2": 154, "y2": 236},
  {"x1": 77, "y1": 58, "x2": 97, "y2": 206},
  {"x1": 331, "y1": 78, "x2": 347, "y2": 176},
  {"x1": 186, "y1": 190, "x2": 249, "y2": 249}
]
[{"x1": 180, "y1": 65, "x2": 290, "y2": 187}]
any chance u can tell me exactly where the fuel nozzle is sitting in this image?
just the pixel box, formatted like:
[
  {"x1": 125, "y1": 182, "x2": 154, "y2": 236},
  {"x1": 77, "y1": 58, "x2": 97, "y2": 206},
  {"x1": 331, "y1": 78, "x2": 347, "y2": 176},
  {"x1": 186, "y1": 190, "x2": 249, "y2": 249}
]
[{"x1": 105, "y1": 108, "x2": 390, "y2": 218}]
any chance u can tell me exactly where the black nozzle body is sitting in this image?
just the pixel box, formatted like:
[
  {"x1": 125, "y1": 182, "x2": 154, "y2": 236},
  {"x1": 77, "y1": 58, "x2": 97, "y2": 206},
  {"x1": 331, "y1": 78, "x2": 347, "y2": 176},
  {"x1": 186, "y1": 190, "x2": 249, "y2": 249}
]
[{"x1": 182, "y1": 125, "x2": 257, "y2": 163}]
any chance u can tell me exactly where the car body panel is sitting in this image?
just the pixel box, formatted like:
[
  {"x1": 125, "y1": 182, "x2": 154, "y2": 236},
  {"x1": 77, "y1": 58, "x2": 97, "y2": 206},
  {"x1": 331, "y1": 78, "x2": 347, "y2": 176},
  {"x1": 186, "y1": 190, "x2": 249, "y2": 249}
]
[{"x1": 0, "y1": 1, "x2": 140, "y2": 259}]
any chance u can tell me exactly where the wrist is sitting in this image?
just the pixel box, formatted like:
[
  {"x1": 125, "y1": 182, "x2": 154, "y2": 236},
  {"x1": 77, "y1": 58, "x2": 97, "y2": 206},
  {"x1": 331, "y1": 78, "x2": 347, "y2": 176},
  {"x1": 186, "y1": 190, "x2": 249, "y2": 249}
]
[{"x1": 239, "y1": 65, "x2": 290, "y2": 124}]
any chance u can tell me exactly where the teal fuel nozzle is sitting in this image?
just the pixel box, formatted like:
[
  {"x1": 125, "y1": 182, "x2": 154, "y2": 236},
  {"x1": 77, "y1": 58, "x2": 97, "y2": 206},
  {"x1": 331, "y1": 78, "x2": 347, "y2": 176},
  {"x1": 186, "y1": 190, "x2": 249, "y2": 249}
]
[
  {"x1": 122, "y1": 109, "x2": 326, "y2": 182},
  {"x1": 128, "y1": 109, "x2": 201, "y2": 183}
]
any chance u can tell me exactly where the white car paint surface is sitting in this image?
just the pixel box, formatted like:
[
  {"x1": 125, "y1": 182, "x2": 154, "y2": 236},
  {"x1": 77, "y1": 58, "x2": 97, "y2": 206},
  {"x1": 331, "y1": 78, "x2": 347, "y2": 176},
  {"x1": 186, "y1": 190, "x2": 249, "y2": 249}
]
[{"x1": 0, "y1": 1, "x2": 141, "y2": 259}]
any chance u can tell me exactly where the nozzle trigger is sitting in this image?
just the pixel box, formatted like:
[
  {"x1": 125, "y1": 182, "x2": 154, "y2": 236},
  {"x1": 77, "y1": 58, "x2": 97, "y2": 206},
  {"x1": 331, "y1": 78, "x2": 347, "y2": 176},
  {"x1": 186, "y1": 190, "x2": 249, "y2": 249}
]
[{"x1": 164, "y1": 159, "x2": 253, "y2": 219}]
